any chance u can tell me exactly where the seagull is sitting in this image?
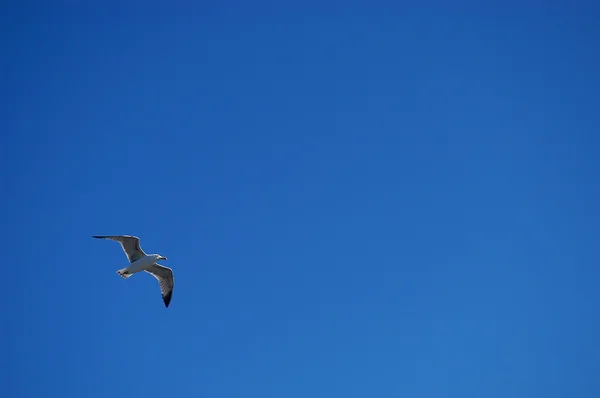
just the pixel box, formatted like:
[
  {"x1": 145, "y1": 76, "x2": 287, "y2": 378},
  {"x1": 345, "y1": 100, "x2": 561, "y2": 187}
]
[{"x1": 93, "y1": 235, "x2": 174, "y2": 308}]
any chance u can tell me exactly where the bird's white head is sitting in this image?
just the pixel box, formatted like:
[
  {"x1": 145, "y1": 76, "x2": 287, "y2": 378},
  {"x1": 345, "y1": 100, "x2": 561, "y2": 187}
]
[{"x1": 154, "y1": 254, "x2": 168, "y2": 261}]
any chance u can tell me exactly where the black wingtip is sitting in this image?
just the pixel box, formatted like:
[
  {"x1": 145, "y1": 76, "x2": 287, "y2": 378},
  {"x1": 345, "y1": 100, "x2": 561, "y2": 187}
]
[{"x1": 163, "y1": 290, "x2": 173, "y2": 308}]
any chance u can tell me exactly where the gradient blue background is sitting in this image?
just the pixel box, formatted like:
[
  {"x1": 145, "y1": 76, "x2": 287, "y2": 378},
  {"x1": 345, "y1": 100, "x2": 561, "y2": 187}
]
[{"x1": 3, "y1": 3, "x2": 599, "y2": 397}]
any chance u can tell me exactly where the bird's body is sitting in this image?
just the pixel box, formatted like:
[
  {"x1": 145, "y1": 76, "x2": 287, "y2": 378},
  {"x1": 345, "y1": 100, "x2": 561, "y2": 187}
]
[
  {"x1": 119, "y1": 254, "x2": 165, "y2": 276},
  {"x1": 93, "y1": 235, "x2": 175, "y2": 308}
]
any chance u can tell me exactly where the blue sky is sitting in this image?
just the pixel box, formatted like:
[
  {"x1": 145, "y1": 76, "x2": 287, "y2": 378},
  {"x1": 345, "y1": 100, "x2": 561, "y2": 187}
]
[{"x1": 3, "y1": 3, "x2": 599, "y2": 397}]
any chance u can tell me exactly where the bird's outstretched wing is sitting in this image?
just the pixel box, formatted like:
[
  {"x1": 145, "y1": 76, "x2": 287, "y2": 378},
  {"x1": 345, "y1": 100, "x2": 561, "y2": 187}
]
[
  {"x1": 92, "y1": 235, "x2": 146, "y2": 263},
  {"x1": 145, "y1": 264, "x2": 174, "y2": 308}
]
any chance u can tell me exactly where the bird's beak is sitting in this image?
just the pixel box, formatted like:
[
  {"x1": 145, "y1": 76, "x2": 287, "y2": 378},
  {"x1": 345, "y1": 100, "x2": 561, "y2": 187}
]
[{"x1": 160, "y1": 256, "x2": 168, "y2": 261}]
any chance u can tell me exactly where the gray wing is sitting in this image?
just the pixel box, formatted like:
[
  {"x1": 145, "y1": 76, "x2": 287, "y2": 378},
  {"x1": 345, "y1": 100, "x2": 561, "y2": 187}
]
[
  {"x1": 92, "y1": 235, "x2": 147, "y2": 263},
  {"x1": 145, "y1": 264, "x2": 174, "y2": 308}
]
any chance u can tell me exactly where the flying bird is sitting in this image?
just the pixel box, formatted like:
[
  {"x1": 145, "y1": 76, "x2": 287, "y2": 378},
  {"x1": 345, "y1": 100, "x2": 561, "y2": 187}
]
[{"x1": 93, "y1": 235, "x2": 174, "y2": 308}]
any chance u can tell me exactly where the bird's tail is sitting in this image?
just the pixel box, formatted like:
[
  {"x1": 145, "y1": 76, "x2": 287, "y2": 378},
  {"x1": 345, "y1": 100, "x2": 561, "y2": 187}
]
[{"x1": 117, "y1": 267, "x2": 133, "y2": 279}]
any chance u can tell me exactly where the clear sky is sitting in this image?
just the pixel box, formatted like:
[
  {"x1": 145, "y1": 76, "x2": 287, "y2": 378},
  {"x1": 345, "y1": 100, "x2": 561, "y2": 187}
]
[{"x1": 3, "y1": 3, "x2": 599, "y2": 398}]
